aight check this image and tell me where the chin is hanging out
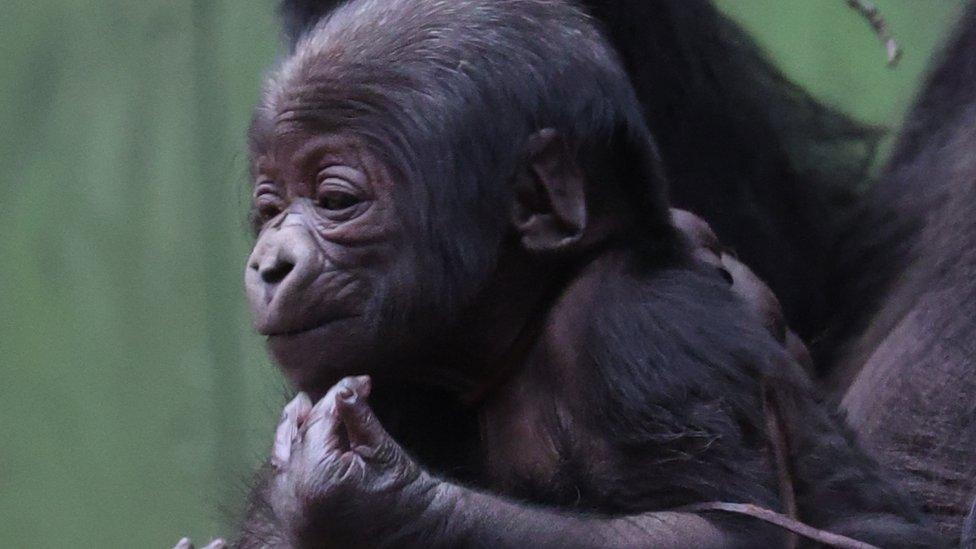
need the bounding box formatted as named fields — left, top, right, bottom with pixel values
left=265, top=319, right=381, bottom=391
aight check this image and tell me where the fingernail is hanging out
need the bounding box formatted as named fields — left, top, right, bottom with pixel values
left=354, top=375, right=372, bottom=396
left=338, top=387, right=355, bottom=403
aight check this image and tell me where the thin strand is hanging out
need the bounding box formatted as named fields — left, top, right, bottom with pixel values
left=679, top=502, right=881, bottom=549
left=845, top=0, right=903, bottom=67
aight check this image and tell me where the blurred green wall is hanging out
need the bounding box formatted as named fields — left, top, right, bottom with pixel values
left=0, top=1, right=964, bottom=547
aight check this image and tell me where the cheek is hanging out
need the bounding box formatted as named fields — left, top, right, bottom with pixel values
left=256, top=203, right=420, bottom=385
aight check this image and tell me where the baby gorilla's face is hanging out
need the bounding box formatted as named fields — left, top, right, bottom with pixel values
left=245, top=129, right=415, bottom=389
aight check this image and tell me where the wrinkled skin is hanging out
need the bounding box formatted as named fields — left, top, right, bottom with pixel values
left=265, top=376, right=439, bottom=547
left=243, top=134, right=412, bottom=390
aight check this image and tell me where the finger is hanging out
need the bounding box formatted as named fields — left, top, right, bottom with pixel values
left=335, top=376, right=394, bottom=457
left=721, top=253, right=787, bottom=343
left=201, top=539, right=227, bottom=549
left=671, top=208, right=721, bottom=254
left=273, top=393, right=313, bottom=469
left=173, top=538, right=194, bottom=549
left=692, top=247, right=725, bottom=273
left=786, top=330, right=814, bottom=373
left=304, top=381, right=350, bottom=450
left=672, top=209, right=732, bottom=282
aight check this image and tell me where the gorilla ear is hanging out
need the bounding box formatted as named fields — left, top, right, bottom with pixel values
left=511, top=129, right=588, bottom=253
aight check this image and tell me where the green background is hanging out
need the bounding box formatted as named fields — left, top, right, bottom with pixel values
left=0, top=1, right=965, bottom=547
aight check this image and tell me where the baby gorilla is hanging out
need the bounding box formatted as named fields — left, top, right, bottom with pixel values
left=211, top=0, right=946, bottom=547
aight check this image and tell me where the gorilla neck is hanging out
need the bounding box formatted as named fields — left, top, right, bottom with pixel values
left=451, top=246, right=623, bottom=405
left=471, top=250, right=629, bottom=501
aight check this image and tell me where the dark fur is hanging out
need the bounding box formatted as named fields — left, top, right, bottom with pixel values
left=268, top=0, right=976, bottom=542
left=828, top=1, right=976, bottom=384
left=965, top=497, right=976, bottom=548
left=278, top=0, right=342, bottom=47
left=581, top=268, right=926, bottom=530
left=278, top=0, right=881, bottom=354
left=581, top=0, right=880, bottom=349
left=230, top=1, right=952, bottom=546
left=827, top=2, right=976, bottom=537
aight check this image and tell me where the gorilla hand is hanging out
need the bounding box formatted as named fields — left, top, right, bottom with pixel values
left=672, top=208, right=813, bottom=373
left=269, top=376, right=439, bottom=547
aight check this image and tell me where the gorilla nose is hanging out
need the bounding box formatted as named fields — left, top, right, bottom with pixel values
left=245, top=222, right=322, bottom=334
left=256, top=255, right=295, bottom=285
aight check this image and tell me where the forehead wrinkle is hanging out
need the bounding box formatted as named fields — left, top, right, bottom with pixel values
left=274, top=130, right=371, bottom=179
left=272, top=76, right=390, bottom=127
left=271, top=94, right=348, bottom=141
left=274, top=106, right=328, bottom=128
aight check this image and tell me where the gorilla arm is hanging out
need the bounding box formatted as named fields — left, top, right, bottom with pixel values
left=232, top=376, right=728, bottom=549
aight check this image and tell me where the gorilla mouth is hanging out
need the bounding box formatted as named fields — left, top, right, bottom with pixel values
left=262, top=314, right=361, bottom=338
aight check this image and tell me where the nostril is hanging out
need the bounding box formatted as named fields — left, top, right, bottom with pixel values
left=260, top=259, right=295, bottom=285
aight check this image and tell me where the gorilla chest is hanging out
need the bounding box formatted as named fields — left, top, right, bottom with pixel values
left=476, top=381, right=594, bottom=508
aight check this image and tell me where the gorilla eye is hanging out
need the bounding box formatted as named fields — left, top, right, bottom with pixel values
left=317, top=189, right=361, bottom=211
left=254, top=183, right=285, bottom=222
